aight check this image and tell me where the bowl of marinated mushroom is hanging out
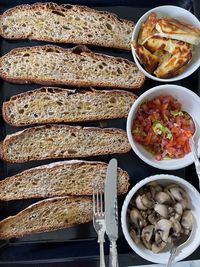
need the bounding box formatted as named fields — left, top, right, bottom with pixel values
left=121, top=174, right=200, bottom=264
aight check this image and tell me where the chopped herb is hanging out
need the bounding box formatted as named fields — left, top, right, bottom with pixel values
left=171, top=111, right=183, bottom=116
left=152, top=121, right=172, bottom=139
left=163, top=156, right=172, bottom=160
left=133, top=127, right=140, bottom=134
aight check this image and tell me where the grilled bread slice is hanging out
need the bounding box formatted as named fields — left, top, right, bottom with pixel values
left=0, top=196, right=92, bottom=239
left=0, top=2, right=134, bottom=50
left=0, top=160, right=129, bottom=201
left=3, top=87, right=137, bottom=126
left=0, top=125, right=131, bottom=163
left=0, top=45, right=145, bottom=89
left=156, top=17, right=200, bottom=45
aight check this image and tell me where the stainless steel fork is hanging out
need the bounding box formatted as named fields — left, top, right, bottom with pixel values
left=93, top=187, right=106, bottom=267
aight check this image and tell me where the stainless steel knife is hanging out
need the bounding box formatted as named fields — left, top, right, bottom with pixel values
left=105, top=158, right=118, bottom=267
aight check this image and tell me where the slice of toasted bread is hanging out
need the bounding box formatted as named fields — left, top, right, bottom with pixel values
left=0, top=196, right=92, bottom=239
left=0, top=125, right=131, bottom=163
left=156, top=17, right=200, bottom=45
left=0, top=160, right=129, bottom=200
left=0, top=45, right=145, bottom=90
left=138, top=12, right=157, bottom=44
left=3, top=87, right=137, bottom=126
left=0, top=2, right=134, bottom=50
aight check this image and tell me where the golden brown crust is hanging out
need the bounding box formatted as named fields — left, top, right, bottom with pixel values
left=0, top=45, right=145, bottom=89
left=0, top=2, right=134, bottom=50
left=0, top=141, right=4, bottom=160
left=2, top=87, right=137, bottom=126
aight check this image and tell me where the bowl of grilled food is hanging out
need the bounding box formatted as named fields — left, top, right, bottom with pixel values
left=126, top=84, right=200, bottom=170
left=131, top=5, right=200, bottom=81
left=121, top=174, right=200, bottom=264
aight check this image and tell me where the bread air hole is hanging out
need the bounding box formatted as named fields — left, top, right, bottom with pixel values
left=18, top=109, right=24, bottom=114
left=52, top=10, right=65, bottom=17
left=67, top=149, right=77, bottom=154
left=106, top=23, right=112, bottom=31
left=62, top=26, right=70, bottom=30
left=56, top=101, right=63, bottom=106
left=63, top=5, right=73, bottom=10
left=109, top=97, right=117, bottom=103
left=117, top=68, right=122, bottom=74
left=2, top=25, right=8, bottom=31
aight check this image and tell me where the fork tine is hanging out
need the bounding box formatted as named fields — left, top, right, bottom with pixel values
left=100, top=188, right=103, bottom=214
left=93, top=187, right=96, bottom=214
left=96, top=187, right=99, bottom=215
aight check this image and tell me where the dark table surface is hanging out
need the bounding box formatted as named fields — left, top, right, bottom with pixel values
left=0, top=0, right=200, bottom=266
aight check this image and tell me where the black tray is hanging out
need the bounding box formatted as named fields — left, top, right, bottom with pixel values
left=0, top=0, right=199, bottom=266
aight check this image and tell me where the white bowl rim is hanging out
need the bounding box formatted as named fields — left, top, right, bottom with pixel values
left=127, top=84, right=200, bottom=170
left=131, top=5, right=200, bottom=82
left=121, top=174, right=200, bottom=264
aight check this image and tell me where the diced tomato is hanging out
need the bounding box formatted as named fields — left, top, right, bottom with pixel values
left=132, top=95, right=194, bottom=160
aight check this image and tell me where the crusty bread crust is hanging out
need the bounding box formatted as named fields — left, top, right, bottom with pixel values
left=0, top=124, right=131, bottom=163
left=0, top=2, right=134, bottom=50
left=0, top=160, right=129, bottom=200
left=0, top=45, right=145, bottom=89
left=2, top=87, right=137, bottom=126
left=0, top=196, right=92, bottom=239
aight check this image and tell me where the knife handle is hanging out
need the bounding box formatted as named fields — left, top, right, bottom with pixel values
left=109, top=240, right=118, bottom=267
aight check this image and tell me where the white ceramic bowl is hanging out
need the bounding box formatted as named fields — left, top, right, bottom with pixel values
left=131, top=5, right=200, bottom=82
left=127, top=84, right=200, bottom=170
left=121, top=174, right=200, bottom=264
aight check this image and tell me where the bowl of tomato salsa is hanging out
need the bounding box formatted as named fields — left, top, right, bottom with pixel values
left=127, top=84, right=200, bottom=170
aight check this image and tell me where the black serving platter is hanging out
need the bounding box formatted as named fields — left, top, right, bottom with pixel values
left=0, top=0, right=199, bottom=266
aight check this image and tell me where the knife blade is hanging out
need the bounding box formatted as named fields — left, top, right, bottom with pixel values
left=105, top=158, right=118, bottom=267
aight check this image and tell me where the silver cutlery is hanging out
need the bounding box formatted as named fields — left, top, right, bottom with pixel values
left=166, top=217, right=196, bottom=267
left=189, top=117, right=200, bottom=188
left=105, top=158, right=119, bottom=267
left=93, top=187, right=106, bottom=267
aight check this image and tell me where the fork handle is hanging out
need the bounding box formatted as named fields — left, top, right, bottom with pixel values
left=166, top=246, right=177, bottom=267
left=99, top=240, right=105, bottom=267
left=109, top=240, right=119, bottom=267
